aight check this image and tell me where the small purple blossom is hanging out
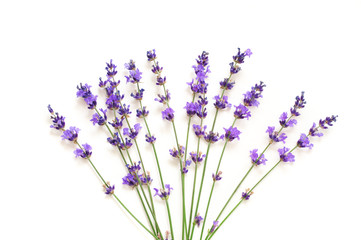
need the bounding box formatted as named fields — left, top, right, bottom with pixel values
left=125, top=68, right=142, bottom=83
left=156, top=76, right=166, bottom=85
left=233, top=48, right=252, bottom=64
left=162, top=107, right=175, bottom=121
left=182, top=160, right=192, bottom=174
left=197, top=96, right=208, bottom=106
left=193, top=124, right=207, bottom=137
left=109, top=117, right=124, bottom=129
left=297, top=134, right=313, bottom=149
left=76, top=83, right=92, bottom=98
left=250, top=149, right=267, bottom=166
left=229, top=62, right=240, bottom=74
left=61, top=126, right=80, bottom=141
left=107, top=132, right=121, bottom=146
left=119, top=138, right=132, bottom=150
left=145, top=134, right=156, bottom=144
left=214, top=95, right=232, bottom=110
left=194, top=214, right=203, bottom=227
left=169, top=146, right=185, bottom=158
left=122, top=173, right=138, bottom=187
left=105, top=59, right=117, bottom=80
left=147, top=49, right=157, bottom=61
left=74, top=143, right=92, bottom=159
left=290, top=92, right=306, bottom=116
left=155, top=90, right=171, bottom=104
left=212, top=171, right=222, bottom=181
left=219, top=78, right=235, bottom=90
left=124, top=59, right=136, bottom=70
left=154, top=184, right=173, bottom=200
left=118, top=104, right=132, bottom=117
left=49, top=106, right=66, bottom=130
left=278, top=147, right=295, bottom=163
left=279, top=112, right=297, bottom=128
left=151, top=62, right=163, bottom=74
left=319, top=115, right=338, bottom=129
left=220, top=126, right=241, bottom=142
left=210, top=221, right=219, bottom=233
left=98, top=77, right=107, bottom=88
left=127, top=161, right=141, bottom=173
left=266, top=126, right=287, bottom=143
left=123, top=123, right=142, bottom=139
left=243, top=81, right=265, bottom=107
left=130, top=88, right=144, bottom=100
left=184, top=102, right=200, bottom=117
left=189, top=152, right=206, bottom=164
left=204, top=131, right=219, bottom=143
left=234, top=103, right=251, bottom=119
left=242, top=189, right=253, bottom=200
left=136, top=106, right=149, bottom=118
left=106, top=94, right=120, bottom=110
left=104, top=184, right=115, bottom=195
left=90, top=108, right=107, bottom=126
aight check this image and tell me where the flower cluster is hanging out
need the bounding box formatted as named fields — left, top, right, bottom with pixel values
left=48, top=48, right=337, bottom=240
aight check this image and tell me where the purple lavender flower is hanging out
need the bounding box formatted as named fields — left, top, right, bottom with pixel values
left=169, top=146, right=185, bottom=158
left=119, top=138, right=132, bottom=150
left=162, top=107, right=175, bottom=121
left=234, top=103, right=251, bottom=119
left=105, top=59, right=117, bottom=80
left=151, top=62, right=163, bottom=74
left=266, top=126, right=287, bottom=143
left=290, top=92, right=306, bottom=116
left=107, top=132, right=121, bottom=146
left=61, top=126, right=80, bottom=141
left=147, top=49, right=157, bottom=61
left=214, top=95, right=231, bottom=110
left=99, top=77, right=108, bottom=88
left=210, top=221, right=219, bottom=233
left=125, top=68, right=142, bottom=83
left=198, top=96, right=208, bottom=106
left=193, top=124, right=207, bottom=138
left=233, top=48, right=252, bottom=64
left=76, top=83, right=92, bottom=98
left=279, top=112, right=297, bottom=128
left=130, top=88, right=144, bottom=100
left=118, top=104, right=132, bottom=117
left=243, top=81, right=266, bottom=107
left=196, top=51, right=209, bottom=67
left=219, top=78, right=235, bottom=90
left=105, top=86, right=115, bottom=97
left=145, top=134, right=156, bottom=144
left=84, top=94, right=97, bottom=109
left=104, top=184, right=115, bottom=195
left=109, top=117, right=124, bottom=129
left=319, top=115, right=338, bottom=129
left=189, top=152, right=206, bottom=164
left=106, top=94, right=120, bottom=110
left=122, top=173, right=138, bottom=187
left=136, top=106, right=149, bottom=118
left=48, top=106, right=66, bottom=130
left=229, top=62, right=241, bottom=74
left=182, top=160, right=192, bottom=174
left=220, top=126, right=241, bottom=142
left=155, top=90, right=171, bottom=104
left=278, top=147, right=295, bottom=162
left=250, top=149, right=267, bottom=165
left=184, top=102, right=200, bottom=117
left=297, top=134, right=313, bottom=149
left=241, top=189, right=253, bottom=200
left=90, top=108, right=107, bottom=126
left=194, top=214, right=203, bottom=227
left=74, top=143, right=92, bottom=159
left=156, top=76, right=167, bottom=85
left=123, top=123, right=142, bottom=139
left=204, top=131, right=219, bottom=143
left=154, top=184, right=173, bottom=200
left=212, top=171, right=222, bottom=181
left=124, top=59, right=136, bottom=70
left=127, top=161, right=141, bottom=173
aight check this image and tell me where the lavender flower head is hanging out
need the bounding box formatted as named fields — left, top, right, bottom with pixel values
left=279, top=112, right=297, bottom=128
left=109, top=117, right=124, bottom=130
left=154, top=184, right=173, bottom=200
left=90, top=108, right=107, bottom=126
left=162, top=107, right=175, bottom=121
left=76, top=83, right=98, bottom=109
left=123, top=123, right=142, bottom=139
left=233, top=48, right=252, bottom=64
left=147, top=49, right=157, bottom=61
left=119, top=138, right=133, bottom=150
left=193, top=124, right=207, bottom=138
left=210, top=221, right=219, bottom=233
left=220, top=126, right=241, bottom=142
left=124, top=59, right=136, bottom=70
left=204, top=131, right=219, bottom=143
left=118, top=104, right=132, bottom=117
left=136, top=106, right=149, bottom=118
left=290, top=92, right=306, bottom=116
left=61, top=126, right=80, bottom=141
left=122, top=173, right=138, bottom=187
left=194, top=214, right=203, bottom=227
left=74, top=143, right=92, bottom=159
left=250, top=149, right=267, bottom=166
left=233, top=103, right=251, bottom=120
left=297, top=134, right=313, bottom=149
left=104, top=183, right=115, bottom=195
left=125, top=68, right=142, bottom=84
left=266, top=126, right=287, bottom=144
left=243, top=81, right=266, bottom=107
left=184, top=102, right=200, bottom=117
left=214, top=95, right=232, bottom=110
left=145, top=134, right=156, bottom=144
left=278, top=147, right=295, bottom=163
left=107, top=132, right=121, bottom=146
left=169, top=145, right=185, bottom=158
left=48, top=105, right=65, bottom=130
left=212, top=171, right=222, bottom=181
left=242, top=188, right=253, bottom=200
left=189, top=152, right=206, bottom=164
left=105, top=59, right=117, bottom=80
left=309, top=115, right=338, bottom=137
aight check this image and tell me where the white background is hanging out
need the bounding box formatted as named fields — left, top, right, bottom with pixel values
left=1, top=0, right=360, bottom=239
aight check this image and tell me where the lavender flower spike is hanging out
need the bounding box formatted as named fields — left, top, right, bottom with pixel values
left=74, top=143, right=92, bottom=159
left=104, top=183, right=115, bottom=195
left=297, top=134, right=313, bottom=149
left=162, top=107, right=175, bottom=121
left=209, top=221, right=219, bottom=233
left=220, top=126, right=241, bottom=142
left=194, top=214, right=203, bottom=227
left=241, top=188, right=253, bottom=200
left=250, top=149, right=267, bottom=166
left=154, top=184, right=173, bottom=200
left=278, top=147, right=295, bottom=162
left=266, top=126, right=287, bottom=143
left=61, top=126, right=80, bottom=142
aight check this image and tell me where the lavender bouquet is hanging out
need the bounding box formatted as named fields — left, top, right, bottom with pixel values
left=48, top=48, right=337, bottom=240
